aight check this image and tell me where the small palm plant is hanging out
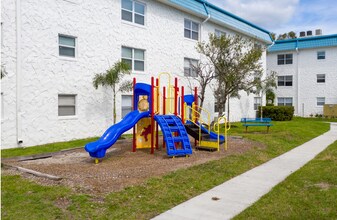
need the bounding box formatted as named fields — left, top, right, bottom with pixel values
left=93, top=61, right=133, bottom=124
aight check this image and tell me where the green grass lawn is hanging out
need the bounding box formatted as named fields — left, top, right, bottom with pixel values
left=1, top=137, right=99, bottom=159
left=1, top=117, right=333, bottom=219
left=1, top=134, right=134, bottom=159
left=235, top=140, right=337, bottom=220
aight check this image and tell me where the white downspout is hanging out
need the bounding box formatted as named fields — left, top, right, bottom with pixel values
left=296, top=46, right=300, bottom=116
left=200, top=2, right=211, bottom=42
left=16, top=0, right=22, bottom=146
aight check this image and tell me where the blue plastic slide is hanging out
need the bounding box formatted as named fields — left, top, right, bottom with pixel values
left=199, top=122, right=225, bottom=143
left=85, top=110, right=150, bottom=158
left=186, top=120, right=225, bottom=143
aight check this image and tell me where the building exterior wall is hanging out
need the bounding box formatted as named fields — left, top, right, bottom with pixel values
left=267, top=46, right=337, bottom=116
left=1, top=0, right=267, bottom=149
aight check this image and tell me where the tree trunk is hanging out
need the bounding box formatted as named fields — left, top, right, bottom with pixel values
left=227, top=95, right=230, bottom=121
left=199, top=87, right=206, bottom=111
left=260, top=92, right=263, bottom=119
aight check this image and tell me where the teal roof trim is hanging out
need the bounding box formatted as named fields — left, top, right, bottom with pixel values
left=168, top=0, right=272, bottom=43
left=268, top=34, right=337, bottom=52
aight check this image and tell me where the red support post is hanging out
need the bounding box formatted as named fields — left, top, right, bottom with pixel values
left=181, top=86, right=185, bottom=124
left=132, top=78, right=136, bottom=152
left=156, top=78, right=159, bottom=114
left=155, top=78, right=159, bottom=149
left=163, top=87, right=166, bottom=115
left=174, top=78, right=178, bottom=116
left=151, top=77, right=155, bottom=154
left=194, top=87, right=198, bottom=123
left=194, top=86, right=198, bottom=147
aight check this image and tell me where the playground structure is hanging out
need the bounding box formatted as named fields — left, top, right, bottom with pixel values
left=85, top=73, right=230, bottom=163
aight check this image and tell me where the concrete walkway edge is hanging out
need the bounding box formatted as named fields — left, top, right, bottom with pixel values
left=152, top=123, right=337, bottom=220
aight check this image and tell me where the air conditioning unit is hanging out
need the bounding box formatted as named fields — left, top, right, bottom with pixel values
left=315, top=29, right=322, bottom=36
left=299, top=31, right=306, bottom=37
left=307, top=30, right=313, bottom=36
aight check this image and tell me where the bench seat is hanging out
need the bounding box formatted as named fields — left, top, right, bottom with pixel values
left=241, top=118, right=273, bottom=132
left=244, top=123, right=272, bottom=127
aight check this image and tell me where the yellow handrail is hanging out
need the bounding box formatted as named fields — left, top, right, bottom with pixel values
left=158, top=72, right=175, bottom=114
left=213, top=116, right=230, bottom=151
left=184, top=102, right=213, bottom=146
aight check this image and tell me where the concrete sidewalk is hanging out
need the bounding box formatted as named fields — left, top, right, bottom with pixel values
left=152, top=123, right=337, bottom=220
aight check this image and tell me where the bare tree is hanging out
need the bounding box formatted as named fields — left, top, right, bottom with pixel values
left=197, top=33, right=264, bottom=117
left=254, top=71, right=277, bottom=118
left=185, top=61, right=215, bottom=109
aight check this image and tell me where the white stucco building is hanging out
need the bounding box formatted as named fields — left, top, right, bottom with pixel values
left=1, top=0, right=272, bottom=149
left=267, top=34, right=337, bottom=116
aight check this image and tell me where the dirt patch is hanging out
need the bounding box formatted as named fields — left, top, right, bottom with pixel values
left=3, top=137, right=263, bottom=195
left=313, top=182, right=335, bottom=190
left=54, top=197, right=72, bottom=209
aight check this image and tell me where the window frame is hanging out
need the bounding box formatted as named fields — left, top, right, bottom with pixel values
left=58, top=34, right=76, bottom=58
left=215, top=29, right=226, bottom=37
left=317, top=51, right=325, bottom=60
left=316, top=97, right=325, bottom=106
left=317, top=74, right=326, bottom=83
left=254, top=97, right=262, bottom=111
left=277, top=97, right=293, bottom=106
left=58, top=94, right=77, bottom=117
left=214, top=100, right=219, bottom=113
left=277, top=53, right=293, bottom=65
left=278, top=75, right=293, bottom=86
left=121, top=95, right=133, bottom=118
left=121, top=0, right=146, bottom=26
left=184, top=57, right=198, bottom=77
left=184, top=18, right=199, bottom=41
left=121, top=46, right=145, bottom=72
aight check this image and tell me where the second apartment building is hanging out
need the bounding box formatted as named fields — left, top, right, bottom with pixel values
left=267, top=34, right=337, bottom=116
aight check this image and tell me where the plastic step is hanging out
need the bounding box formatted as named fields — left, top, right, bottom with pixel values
left=154, top=115, right=192, bottom=157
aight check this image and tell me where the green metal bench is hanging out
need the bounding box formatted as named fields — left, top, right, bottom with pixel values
left=241, top=118, right=273, bottom=132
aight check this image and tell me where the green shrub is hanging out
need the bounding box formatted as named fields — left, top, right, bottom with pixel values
left=258, top=106, right=294, bottom=121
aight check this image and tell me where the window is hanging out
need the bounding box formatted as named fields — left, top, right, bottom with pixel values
left=184, top=58, right=198, bottom=77
left=59, top=35, right=76, bottom=57
left=278, top=75, right=293, bottom=86
left=317, top=51, right=325, bottom=60
left=121, top=0, right=145, bottom=25
left=215, top=29, right=225, bottom=37
left=122, top=95, right=133, bottom=118
left=317, top=74, right=325, bottom=83
left=277, top=54, right=293, bottom=65
left=58, top=95, right=76, bottom=116
left=317, top=97, right=325, bottom=106
left=277, top=97, right=293, bottom=106
left=184, top=19, right=199, bottom=40
left=254, top=43, right=262, bottom=50
left=254, top=97, right=262, bottom=110
left=122, top=46, right=145, bottom=71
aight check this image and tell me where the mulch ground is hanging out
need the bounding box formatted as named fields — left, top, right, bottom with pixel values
left=2, top=136, right=263, bottom=196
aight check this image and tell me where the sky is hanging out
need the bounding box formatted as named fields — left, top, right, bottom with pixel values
left=208, top=0, right=337, bottom=36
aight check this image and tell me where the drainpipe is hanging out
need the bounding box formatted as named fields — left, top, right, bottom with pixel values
left=295, top=39, right=300, bottom=116
left=16, top=0, right=22, bottom=146
left=267, top=40, right=275, bottom=50
left=200, top=1, right=211, bottom=42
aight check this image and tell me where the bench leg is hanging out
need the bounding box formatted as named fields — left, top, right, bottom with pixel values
left=267, top=126, right=269, bottom=133
left=245, top=126, right=248, bottom=132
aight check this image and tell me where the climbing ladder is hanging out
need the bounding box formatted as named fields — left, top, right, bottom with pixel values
left=154, top=115, right=192, bottom=157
